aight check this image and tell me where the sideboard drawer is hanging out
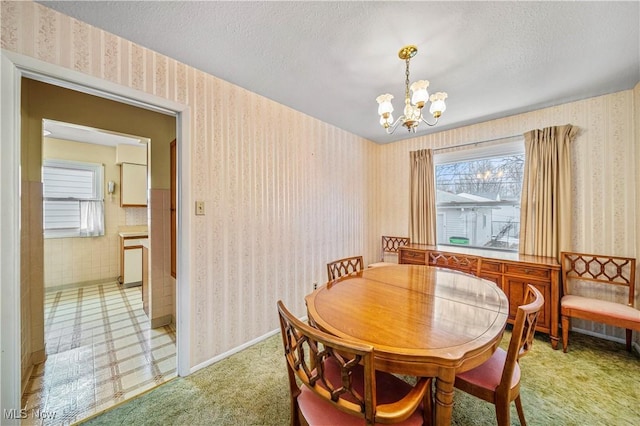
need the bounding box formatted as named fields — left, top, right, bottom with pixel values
left=504, top=264, right=550, bottom=279
left=399, top=249, right=426, bottom=265
left=480, top=260, right=502, bottom=274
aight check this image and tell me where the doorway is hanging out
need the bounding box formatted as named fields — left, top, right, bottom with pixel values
left=0, top=53, right=190, bottom=421
left=22, top=119, right=177, bottom=422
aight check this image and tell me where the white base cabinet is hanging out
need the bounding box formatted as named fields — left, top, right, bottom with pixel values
left=120, top=235, right=147, bottom=287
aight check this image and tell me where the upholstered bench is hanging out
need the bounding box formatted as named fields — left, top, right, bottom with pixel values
left=368, top=236, right=409, bottom=268
left=560, top=252, right=638, bottom=352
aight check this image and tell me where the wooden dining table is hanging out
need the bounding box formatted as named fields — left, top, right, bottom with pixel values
left=305, top=264, right=509, bottom=426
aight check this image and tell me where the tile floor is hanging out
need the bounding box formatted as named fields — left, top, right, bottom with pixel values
left=21, top=281, right=176, bottom=425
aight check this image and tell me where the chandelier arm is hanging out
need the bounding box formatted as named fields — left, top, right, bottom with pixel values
left=419, top=115, right=439, bottom=127
left=385, top=115, right=406, bottom=134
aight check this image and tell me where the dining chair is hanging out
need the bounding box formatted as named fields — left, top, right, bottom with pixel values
left=368, top=236, right=410, bottom=268
left=454, top=285, right=544, bottom=426
left=277, top=300, right=432, bottom=426
left=327, top=255, right=364, bottom=281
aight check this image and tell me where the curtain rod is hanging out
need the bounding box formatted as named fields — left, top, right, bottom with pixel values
left=432, top=134, right=522, bottom=153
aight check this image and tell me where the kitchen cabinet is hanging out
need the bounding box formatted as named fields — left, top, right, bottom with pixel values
left=119, top=232, right=148, bottom=288
left=120, top=162, right=147, bottom=207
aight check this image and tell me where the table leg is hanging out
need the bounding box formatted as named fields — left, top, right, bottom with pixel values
left=434, top=369, right=455, bottom=425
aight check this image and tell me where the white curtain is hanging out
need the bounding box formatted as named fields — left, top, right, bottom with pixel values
left=80, top=200, right=105, bottom=237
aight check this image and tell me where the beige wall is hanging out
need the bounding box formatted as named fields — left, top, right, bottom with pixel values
left=20, top=181, right=44, bottom=392
left=2, top=1, right=638, bottom=375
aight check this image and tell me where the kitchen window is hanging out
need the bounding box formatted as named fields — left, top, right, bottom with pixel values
left=43, top=159, right=105, bottom=238
left=434, top=140, right=525, bottom=251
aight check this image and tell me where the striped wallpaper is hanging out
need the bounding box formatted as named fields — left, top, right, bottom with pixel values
left=2, top=1, right=638, bottom=375
left=2, top=1, right=377, bottom=368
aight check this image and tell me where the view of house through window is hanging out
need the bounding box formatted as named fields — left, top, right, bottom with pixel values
left=435, top=141, right=525, bottom=251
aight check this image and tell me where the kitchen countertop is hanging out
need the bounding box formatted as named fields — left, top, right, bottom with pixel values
left=118, top=225, right=148, bottom=238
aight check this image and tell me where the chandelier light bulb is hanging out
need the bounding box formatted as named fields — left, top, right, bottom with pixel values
left=429, top=92, right=448, bottom=118
left=410, top=80, right=430, bottom=108
left=376, top=94, right=394, bottom=116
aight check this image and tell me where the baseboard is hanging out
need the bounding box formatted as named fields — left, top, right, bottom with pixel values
left=21, top=360, right=34, bottom=397
left=151, top=314, right=172, bottom=329
left=570, top=326, right=640, bottom=356
left=189, top=327, right=283, bottom=374
left=45, top=277, right=119, bottom=293
left=21, top=349, right=46, bottom=396
left=31, top=348, right=46, bottom=364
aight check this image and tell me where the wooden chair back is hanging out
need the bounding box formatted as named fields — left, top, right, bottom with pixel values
left=380, top=236, right=410, bottom=262
left=327, top=256, right=364, bottom=281
left=501, top=285, right=544, bottom=391
left=428, top=251, right=481, bottom=276
left=277, top=301, right=430, bottom=426
left=561, top=252, right=636, bottom=305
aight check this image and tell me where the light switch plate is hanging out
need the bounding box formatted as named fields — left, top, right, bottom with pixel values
left=195, top=201, right=205, bottom=215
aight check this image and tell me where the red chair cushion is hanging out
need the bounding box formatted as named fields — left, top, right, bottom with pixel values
left=455, top=348, right=520, bottom=391
left=297, top=358, right=425, bottom=425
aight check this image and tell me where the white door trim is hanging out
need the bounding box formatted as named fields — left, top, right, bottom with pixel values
left=0, top=49, right=192, bottom=417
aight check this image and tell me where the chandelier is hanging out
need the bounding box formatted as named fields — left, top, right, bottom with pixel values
left=376, top=45, right=448, bottom=134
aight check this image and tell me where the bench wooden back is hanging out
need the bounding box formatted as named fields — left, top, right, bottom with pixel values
left=560, top=252, right=636, bottom=306
left=380, top=236, right=410, bottom=261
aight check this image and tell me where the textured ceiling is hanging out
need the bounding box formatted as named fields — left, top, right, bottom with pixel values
left=37, top=1, right=640, bottom=144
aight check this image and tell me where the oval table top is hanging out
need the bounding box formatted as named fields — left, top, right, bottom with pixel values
left=305, top=264, right=509, bottom=376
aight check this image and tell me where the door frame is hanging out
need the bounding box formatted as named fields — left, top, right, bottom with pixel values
left=0, top=50, right=192, bottom=416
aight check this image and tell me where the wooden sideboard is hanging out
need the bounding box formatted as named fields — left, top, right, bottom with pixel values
left=399, top=243, right=561, bottom=349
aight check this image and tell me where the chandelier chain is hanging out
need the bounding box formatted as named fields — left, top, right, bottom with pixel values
left=404, top=59, right=411, bottom=101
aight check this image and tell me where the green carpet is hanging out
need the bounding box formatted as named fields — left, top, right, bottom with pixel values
left=81, top=331, right=639, bottom=425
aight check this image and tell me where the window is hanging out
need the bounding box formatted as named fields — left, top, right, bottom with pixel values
left=43, top=159, right=105, bottom=238
left=434, top=140, right=525, bottom=251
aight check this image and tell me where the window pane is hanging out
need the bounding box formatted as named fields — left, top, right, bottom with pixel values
left=44, top=200, right=80, bottom=230
left=43, top=166, right=95, bottom=199
left=435, top=153, right=524, bottom=251
left=42, top=160, right=104, bottom=238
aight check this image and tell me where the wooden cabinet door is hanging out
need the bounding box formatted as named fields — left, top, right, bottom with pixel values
left=504, top=277, right=551, bottom=332
left=121, top=163, right=147, bottom=206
